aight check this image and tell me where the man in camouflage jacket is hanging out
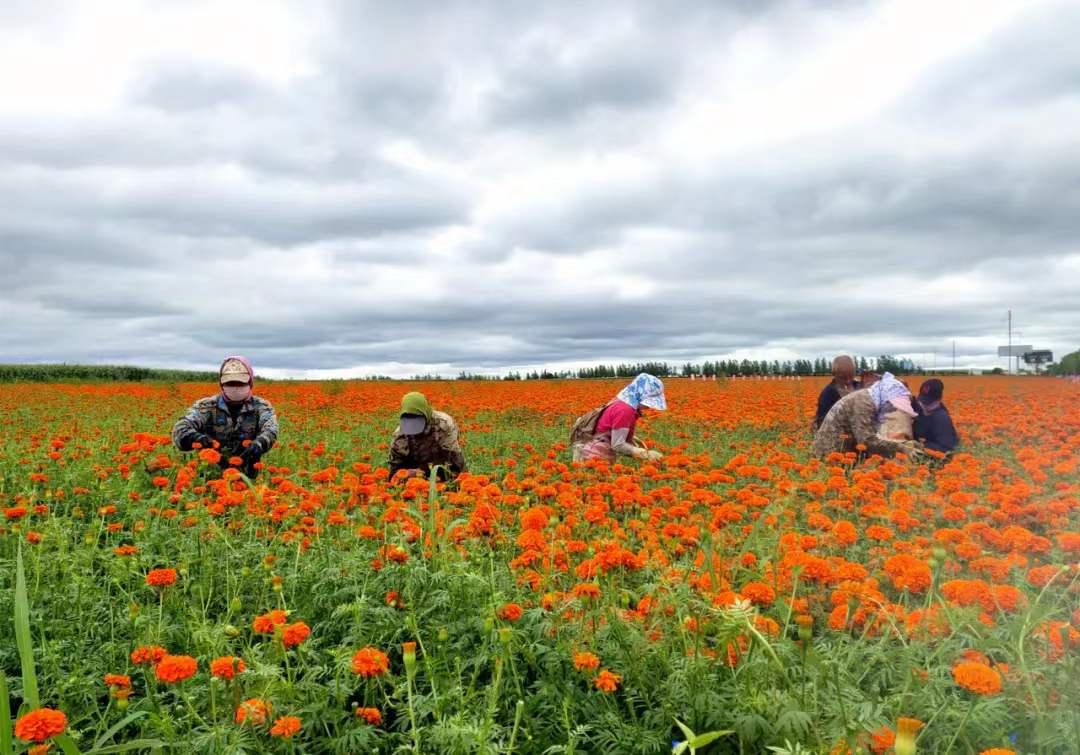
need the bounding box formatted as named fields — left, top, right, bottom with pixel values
left=811, top=388, right=917, bottom=460
left=172, top=356, right=278, bottom=478
left=388, top=391, right=467, bottom=481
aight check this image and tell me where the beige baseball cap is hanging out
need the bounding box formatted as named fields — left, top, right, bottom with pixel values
left=220, top=358, right=251, bottom=383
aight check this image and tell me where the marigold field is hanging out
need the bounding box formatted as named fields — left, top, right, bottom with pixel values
left=1, top=377, right=1079, bottom=754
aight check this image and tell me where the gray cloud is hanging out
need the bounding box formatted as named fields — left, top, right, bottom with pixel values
left=131, top=60, right=274, bottom=112
left=1, top=0, right=1078, bottom=376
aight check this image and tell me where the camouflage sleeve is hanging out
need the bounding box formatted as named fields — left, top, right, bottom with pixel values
left=439, top=416, right=468, bottom=473
left=387, top=432, right=410, bottom=475
left=254, top=399, right=279, bottom=453
left=172, top=400, right=211, bottom=451
left=849, top=397, right=905, bottom=457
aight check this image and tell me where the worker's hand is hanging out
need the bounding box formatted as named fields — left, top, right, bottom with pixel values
left=240, top=443, right=263, bottom=467
left=644, top=449, right=664, bottom=463
left=899, top=441, right=928, bottom=463
left=190, top=433, right=215, bottom=451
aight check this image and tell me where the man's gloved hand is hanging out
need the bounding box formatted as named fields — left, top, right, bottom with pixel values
left=240, top=440, right=264, bottom=467
left=899, top=441, right=928, bottom=463
left=187, top=433, right=215, bottom=451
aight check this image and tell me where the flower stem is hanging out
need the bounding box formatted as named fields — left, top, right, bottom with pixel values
left=942, top=699, right=976, bottom=753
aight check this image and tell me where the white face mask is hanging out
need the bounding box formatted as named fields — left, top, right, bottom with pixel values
left=221, top=383, right=252, bottom=403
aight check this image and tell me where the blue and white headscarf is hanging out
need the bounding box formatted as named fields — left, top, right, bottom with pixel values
left=868, top=372, right=912, bottom=422
left=617, top=373, right=667, bottom=411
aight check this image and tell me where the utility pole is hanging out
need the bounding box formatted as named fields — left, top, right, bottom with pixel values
left=952, top=340, right=956, bottom=369
left=1007, top=310, right=1012, bottom=375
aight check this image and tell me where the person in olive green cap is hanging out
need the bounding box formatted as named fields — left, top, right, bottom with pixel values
left=387, top=392, right=467, bottom=481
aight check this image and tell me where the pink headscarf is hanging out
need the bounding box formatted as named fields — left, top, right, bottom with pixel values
left=220, top=355, right=255, bottom=403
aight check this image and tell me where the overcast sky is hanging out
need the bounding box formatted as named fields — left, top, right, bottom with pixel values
left=2, top=0, right=1078, bottom=377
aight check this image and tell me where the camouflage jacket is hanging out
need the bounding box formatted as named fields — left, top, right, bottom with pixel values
left=171, top=395, right=279, bottom=457
left=811, top=389, right=906, bottom=459
left=387, top=410, right=467, bottom=479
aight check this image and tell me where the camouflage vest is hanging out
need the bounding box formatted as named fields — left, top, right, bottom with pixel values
left=206, top=398, right=262, bottom=454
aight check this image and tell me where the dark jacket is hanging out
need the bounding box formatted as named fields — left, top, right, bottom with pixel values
left=172, top=395, right=278, bottom=477
left=813, top=380, right=860, bottom=430
left=914, top=403, right=958, bottom=454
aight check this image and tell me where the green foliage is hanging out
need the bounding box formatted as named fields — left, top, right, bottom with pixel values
left=0, top=380, right=1075, bottom=754
left=1050, top=349, right=1080, bottom=375
left=0, top=364, right=219, bottom=383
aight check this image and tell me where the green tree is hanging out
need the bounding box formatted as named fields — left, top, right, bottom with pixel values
left=1052, top=350, right=1080, bottom=375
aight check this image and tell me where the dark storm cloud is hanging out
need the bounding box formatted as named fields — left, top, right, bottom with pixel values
left=1, top=0, right=1078, bottom=375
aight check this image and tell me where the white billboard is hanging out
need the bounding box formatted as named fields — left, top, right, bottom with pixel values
left=998, top=345, right=1033, bottom=357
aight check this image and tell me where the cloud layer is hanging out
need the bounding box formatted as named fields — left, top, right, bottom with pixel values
left=3, top=0, right=1078, bottom=376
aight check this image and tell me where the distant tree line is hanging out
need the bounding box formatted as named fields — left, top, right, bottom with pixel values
left=446, top=355, right=922, bottom=381
left=1051, top=350, right=1080, bottom=375
left=1, top=354, right=929, bottom=384
left=0, top=364, right=220, bottom=383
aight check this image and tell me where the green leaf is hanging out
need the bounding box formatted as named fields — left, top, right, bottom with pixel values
left=0, top=670, right=13, bottom=755
left=93, top=712, right=149, bottom=750
left=674, top=719, right=694, bottom=743
left=14, top=543, right=40, bottom=709
left=85, top=739, right=167, bottom=754
left=672, top=742, right=689, bottom=755
left=690, top=730, right=734, bottom=749
left=55, top=734, right=82, bottom=755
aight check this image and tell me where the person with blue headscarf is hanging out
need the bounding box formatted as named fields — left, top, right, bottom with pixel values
left=570, top=373, right=667, bottom=463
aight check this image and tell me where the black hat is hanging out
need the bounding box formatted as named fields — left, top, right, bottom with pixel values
left=918, top=379, right=944, bottom=403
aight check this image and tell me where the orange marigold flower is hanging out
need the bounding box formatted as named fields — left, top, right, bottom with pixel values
left=198, top=448, right=222, bottom=465
left=130, top=645, right=167, bottom=666
left=1055, top=532, right=1080, bottom=553
left=28, top=744, right=51, bottom=755
left=252, top=609, right=289, bottom=634
left=351, top=647, right=390, bottom=677
left=210, top=656, right=246, bottom=680
left=282, top=621, right=311, bottom=648
left=574, top=651, right=600, bottom=672
left=740, top=581, right=775, bottom=607
left=113, top=545, right=138, bottom=557
left=869, top=726, right=894, bottom=754
left=572, top=582, right=601, bottom=600
left=154, top=654, right=198, bottom=684
left=270, top=715, right=301, bottom=738
left=594, top=668, right=621, bottom=693
left=832, top=520, right=858, bottom=546
left=979, top=749, right=1016, bottom=755
left=1026, top=564, right=1061, bottom=588
left=145, top=568, right=177, bottom=588
left=103, top=674, right=131, bottom=689
left=498, top=603, right=524, bottom=622
left=356, top=707, right=382, bottom=726
left=865, top=525, right=894, bottom=542
left=953, top=661, right=1002, bottom=695
left=14, top=708, right=68, bottom=742
left=235, top=698, right=271, bottom=726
